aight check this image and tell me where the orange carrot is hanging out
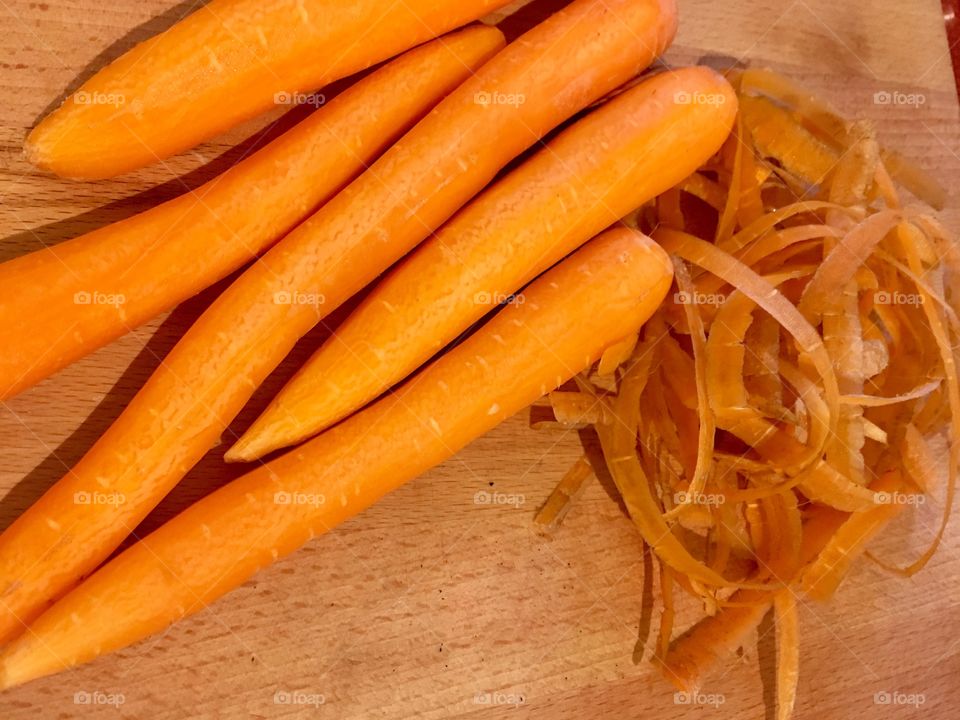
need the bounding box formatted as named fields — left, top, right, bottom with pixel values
left=230, top=66, right=737, bottom=461
left=0, top=0, right=677, bottom=648
left=25, top=0, right=516, bottom=179
left=0, top=28, right=505, bottom=401
left=0, top=227, right=673, bottom=689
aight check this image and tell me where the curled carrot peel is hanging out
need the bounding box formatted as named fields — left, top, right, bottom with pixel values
left=0, top=227, right=673, bottom=689
left=24, top=0, right=517, bottom=179
left=230, top=66, right=737, bottom=461
left=0, top=0, right=678, bottom=650
left=0, top=27, right=506, bottom=401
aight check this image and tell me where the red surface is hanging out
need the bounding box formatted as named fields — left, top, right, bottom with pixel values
left=944, top=0, right=960, bottom=97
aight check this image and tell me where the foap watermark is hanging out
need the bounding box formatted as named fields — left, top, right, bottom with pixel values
left=274, top=491, right=326, bottom=507
left=674, top=90, right=728, bottom=106
left=74, top=690, right=126, bottom=707
left=74, top=90, right=125, bottom=107
left=273, top=91, right=326, bottom=107
left=274, top=690, right=326, bottom=708
left=673, top=290, right=727, bottom=307
left=873, top=90, right=926, bottom=108
left=474, top=291, right=525, bottom=306
left=273, top=290, right=326, bottom=307
left=874, top=491, right=925, bottom=506
left=674, top=691, right=726, bottom=708
left=875, top=290, right=924, bottom=306
left=874, top=691, right=926, bottom=708
left=674, top=491, right=726, bottom=507
left=74, top=491, right=126, bottom=507
left=74, top=290, right=126, bottom=307
left=474, top=691, right=525, bottom=707
left=474, top=90, right=526, bottom=108
left=474, top=490, right=525, bottom=508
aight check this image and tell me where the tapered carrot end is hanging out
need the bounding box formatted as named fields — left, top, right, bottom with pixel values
left=23, top=120, right=93, bottom=181
left=0, top=663, right=24, bottom=692
left=22, top=130, right=42, bottom=169
left=224, top=424, right=280, bottom=463
left=23, top=104, right=126, bottom=180
left=22, top=122, right=63, bottom=177
left=0, top=652, right=31, bottom=692
left=227, top=402, right=320, bottom=462
left=0, top=633, right=75, bottom=692
left=223, top=436, right=263, bottom=464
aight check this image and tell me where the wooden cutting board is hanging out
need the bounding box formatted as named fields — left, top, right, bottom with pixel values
left=1, top=1, right=959, bottom=718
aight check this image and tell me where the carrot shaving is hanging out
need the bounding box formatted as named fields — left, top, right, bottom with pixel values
left=657, top=561, right=675, bottom=661
left=774, top=590, right=800, bottom=720
left=598, top=333, right=639, bottom=376
left=664, top=258, right=715, bottom=519
left=546, top=391, right=612, bottom=427
left=534, top=69, right=955, bottom=720
left=534, top=456, right=594, bottom=531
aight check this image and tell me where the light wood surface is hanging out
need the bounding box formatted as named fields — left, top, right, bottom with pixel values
left=1, top=1, right=959, bottom=718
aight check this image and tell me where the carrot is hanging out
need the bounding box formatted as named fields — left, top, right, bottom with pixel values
left=0, top=28, right=506, bottom=401
left=0, top=0, right=677, bottom=648
left=25, top=0, right=516, bottom=179
left=229, top=66, right=737, bottom=461
left=0, top=227, right=673, bottom=688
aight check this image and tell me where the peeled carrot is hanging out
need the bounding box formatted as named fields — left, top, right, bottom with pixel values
left=0, top=227, right=673, bottom=688
left=0, top=28, right=506, bottom=401
left=230, top=66, right=737, bottom=461
left=25, top=0, right=516, bottom=178
left=0, top=0, right=677, bottom=649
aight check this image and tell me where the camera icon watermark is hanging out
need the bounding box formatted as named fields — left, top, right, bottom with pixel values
left=674, top=491, right=726, bottom=507
left=474, top=690, right=525, bottom=707
left=874, top=290, right=924, bottom=306
left=273, top=91, right=326, bottom=108
left=873, top=491, right=925, bottom=506
left=674, top=691, right=725, bottom=707
left=73, top=290, right=126, bottom=307
left=274, top=491, right=326, bottom=507
left=473, top=490, right=525, bottom=508
left=74, top=90, right=125, bottom=107
left=474, top=90, right=526, bottom=108
left=274, top=689, right=326, bottom=707
left=473, top=290, right=525, bottom=306
left=73, top=490, right=126, bottom=507
left=74, top=690, right=126, bottom=707
left=874, top=690, right=925, bottom=707
left=873, top=90, right=926, bottom=108
left=673, top=91, right=728, bottom=106
left=673, top=290, right=727, bottom=307
left=273, top=290, right=326, bottom=307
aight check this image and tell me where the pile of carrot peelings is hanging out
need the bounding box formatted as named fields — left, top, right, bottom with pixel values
left=532, top=69, right=956, bottom=719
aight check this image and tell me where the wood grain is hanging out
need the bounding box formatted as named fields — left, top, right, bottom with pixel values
left=1, top=1, right=959, bottom=718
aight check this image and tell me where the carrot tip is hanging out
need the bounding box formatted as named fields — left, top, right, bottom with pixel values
left=222, top=446, right=253, bottom=464
left=0, top=662, right=17, bottom=692
left=22, top=133, right=43, bottom=170
left=228, top=417, right=301, bottom=462
left=223, top=435, right=267, bottom=463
